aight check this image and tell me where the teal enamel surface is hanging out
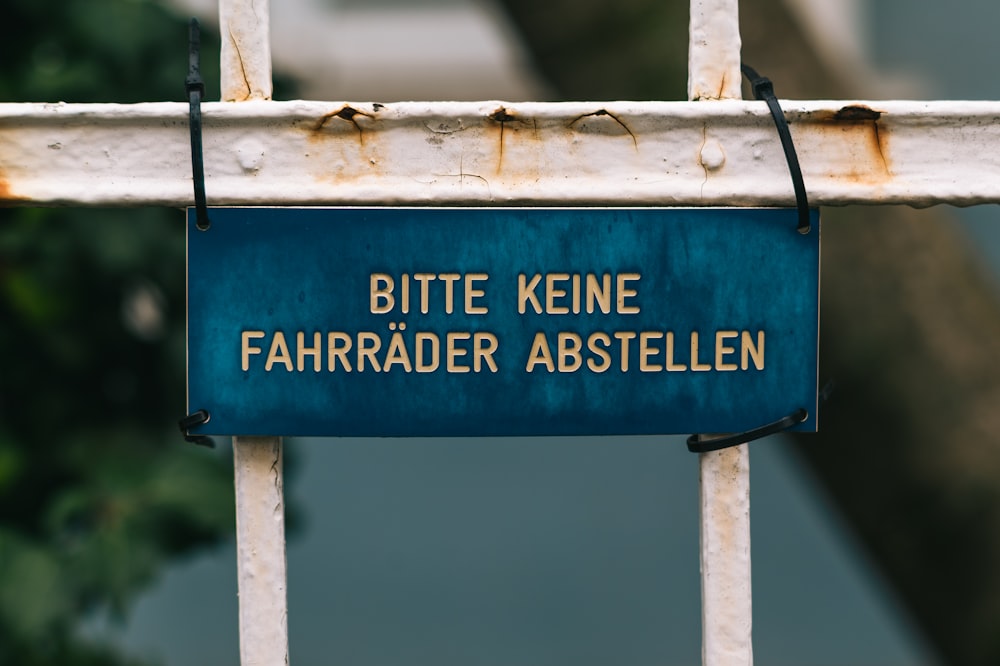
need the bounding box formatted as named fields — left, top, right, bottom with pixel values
left=187, top=207, right=819, bottom=436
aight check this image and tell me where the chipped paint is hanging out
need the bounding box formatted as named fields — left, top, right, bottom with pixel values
left=834, top=104, right=883, bottom=121
left=488, top=106, right=516, bottom=171
left=312, top=105, right=375, bottom=143
left=569, top=110, right=638, bottom=150
left=488, top=106, right=516, bottom=124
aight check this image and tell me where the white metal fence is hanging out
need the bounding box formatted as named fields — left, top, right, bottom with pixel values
left=2, top=0, right=996, bottom=664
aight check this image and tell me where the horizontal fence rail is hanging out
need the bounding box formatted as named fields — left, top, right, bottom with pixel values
left=2, top=100, right=1000, bottom=207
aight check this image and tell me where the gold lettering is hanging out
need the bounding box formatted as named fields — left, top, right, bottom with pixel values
left=518, top=273, right=543, bottom=314
left=557, top=332, right=583, bottom=372
left=586, top=274, right=612, bottom=314
left=447, top=331, right=471, bottom=373
left=415, top=332, right=440, bottom=372
left=572, top=274, right=581, bottom=314
left=586, top=332, right=612, bottom=373
left=465, top=273, right=489, bottom=315
left=357, top=332, right=382, bottom=372
left=616, top=273, right=641, bottom=314
left=297, top=331, right=322, bottom=372
left=370, top=274, right=394, bottom=314
left=328, top=332, right=353, bottom=371
left=546, top=273, right=570, bottom=314
left=742, top=330, right=765, bottom=370
left=525, top=332, right=555, bottom=372
left=614, top=331, right=636, bottom=371
left=413, top=273, right=436, bottom=314
left=265, top=331, right=294, bottom=372
left=715, top=330, right=739, bottom=371
left=241, top=330, right=265, bottom=371
left=473, top=332, right=499, bottom=372
left=665, top=331, right=687, bottom=371
left=401, top=273, right=410, bottom=315
left=439, top=273, right=460, bottom=314
left=639, top=331, right=663, bottom=372
left=690, top=332, right=712, bottom=371
left=383, top=332, right=413, bottom=372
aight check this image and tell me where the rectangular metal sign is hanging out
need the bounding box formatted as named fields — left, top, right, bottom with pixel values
left=186, top=207, right=819, bottom=437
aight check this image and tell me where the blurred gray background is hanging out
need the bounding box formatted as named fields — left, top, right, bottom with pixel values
left=87, top=0, right=1000, bottom=663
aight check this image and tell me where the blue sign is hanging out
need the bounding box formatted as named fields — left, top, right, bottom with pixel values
left=187, top=207, right=819, bottom=437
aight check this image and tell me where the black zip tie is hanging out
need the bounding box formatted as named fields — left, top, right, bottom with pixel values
left=687, top=408, right=808, bottom=453
left=187, top=18, right=210, bottom=231
left=741, top=64, right=811, bottom=235
left=179, top=409, right=215, bottom=448
left=181, top=20, right=213, bottom=448
left=687, top=66, right=820, bottom=453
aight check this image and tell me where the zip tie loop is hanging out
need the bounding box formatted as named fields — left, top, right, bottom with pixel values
left=742, top=64, right=811, bottom=234
left=179, top=409, right=215, bottom=448
left=687, top=408, right=808, bottom=453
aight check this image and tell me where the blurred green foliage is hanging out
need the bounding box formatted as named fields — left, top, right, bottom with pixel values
left=0, top=1, right=237, bottom=663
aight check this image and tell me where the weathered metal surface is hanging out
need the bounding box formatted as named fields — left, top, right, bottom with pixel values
left=690, top=3, right=752, bottom=664
left=2, top=100, right=1000, bottom=207
left=220, top=0, right=272, bottom=101
left=689, top=0, right=742, bottom=101
left=219, top=3, right=287, bottom=665
left=699, top=443, right=753, bottom=666
left=186, top=206, right=820, bottom=438
left=233, top=436, right=288, bottom=666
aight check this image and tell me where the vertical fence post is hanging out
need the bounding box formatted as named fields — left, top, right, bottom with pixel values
left=233, top=436, right=289, bottom=666
left=220, top=0, right=273, bottom=102
left=688, top=2, right=753, bottom=665
left=219, top=2, right=289, bottom=665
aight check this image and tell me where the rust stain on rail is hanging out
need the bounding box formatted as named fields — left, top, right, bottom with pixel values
left=488, top=106, right=516, bottom=172
left=486, top=106, right=545, bottom=182
left=810, top=104, right=891, bottom=185
left=311, top=104, right=379, bottom=145
left=306, top=104, right=385, bottom=183
left=0, top=171, right=27, bottom=205
left=832, top=105, right=882, bottom=122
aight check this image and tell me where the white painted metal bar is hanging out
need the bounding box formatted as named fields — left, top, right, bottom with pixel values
left=689, top=2, right=753, bottom=665
left=2, top=99, right=1000, bottom=207
left=233, top=436, right=289, bottom=666
left=219, top=2, right=290, bottom=666
left=689, top=0, right=742, bottom=101
left=698, top=443, right=752, bottom=665
left=220, top=0, right=273, bottom=101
